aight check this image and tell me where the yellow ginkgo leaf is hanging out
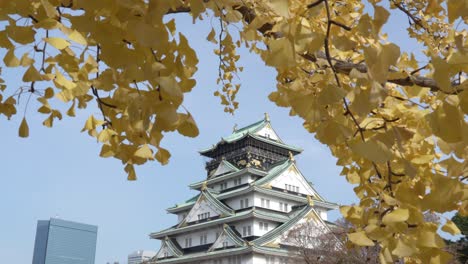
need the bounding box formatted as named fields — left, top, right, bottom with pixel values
left=22, top=66, right=43, bottom=82
left=348, top=231, right=375, bottom=246
left=19, top=53, right=34, bottom=66
left=264, top=38, right=296, bottom=70
left=351, top=140, right=393, bottom=163
left=44, top=37, right=70, bottom=50
left=68, top=30, right=87, bottom=45
left=40, top=0, right=58, bottom=18
left=155, top=147, right=171, bottom=165
left=206, top=28, right=217, bottom=44
left=125, top=164, right=137, bottom=181
left=3, top=49, right=20, bottom=67
left=392, top=238, right=418, bottom=257
left=267, top=0, right=289, bottom=18
left=134, top=144, right=154, bottom=160
left=382, top=208, right=409, bottom=225
left=441, top=220, right=461, bottom=235
left=18, top=117, right=29, bottom=138
left=177, top=113, right=199, bottom=138
left=6, top=25, right=35, bottom=45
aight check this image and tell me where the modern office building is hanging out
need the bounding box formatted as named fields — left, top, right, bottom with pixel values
left=32, top=218, right=98, bottom=264
left=128, top=250, right=157, bottom=264
left=150, top=115, right=338, bottom=263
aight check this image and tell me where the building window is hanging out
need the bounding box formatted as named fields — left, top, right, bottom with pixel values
left=240, top=198, right=249, bottom=209
left=220, top=182, right=228, bottom=190
left=197, top=212, right=211, bottom=220
left=234, top=177, right=242, bottom=186
left=222, top=241, right=228, bottom=248
left=260, top=222, right=269, bottom=231
left=279, top=202, right=288, bottom=212
left=228, top=256, right=241, bottom=264
left=216, top=232, right=219, bottom=239
left=247, top=226, right=251, bottom=236
left=266, top=256, right=275, bottom=264
left=185, top=237, right=192, bottom=247
left=259, top=222, right=269, bottom=231
left=200, top=234, right=207, bottom=245
left=261, top=198, right=270, bottom=208
left=285, top=184, right=300, bottom=193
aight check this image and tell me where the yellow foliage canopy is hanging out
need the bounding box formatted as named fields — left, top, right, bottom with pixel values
left=0, top=0, right=467, bottom=262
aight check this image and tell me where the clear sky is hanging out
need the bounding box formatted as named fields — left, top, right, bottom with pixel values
left=0, top=6, right=427, bottom=264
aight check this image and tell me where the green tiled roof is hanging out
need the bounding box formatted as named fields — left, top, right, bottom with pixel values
left=154, top=246, right=250, bottom=263
left=254, top=186, right=338, bottom=210
left=253, top=205, right=333, bottom=247
left=151, top=208, right=289, bottom=239
left=208, top=224, right=246, bottom=252
left=189, top=167, right=267, bottom=190
left=253, top=205, right=312, bottom=246
left=152, top=244, right=290, bottom=263
left=176, top=188, right=234, bottom=228
left=203, top=188, right=234, bottom=216
left=254, top=159, right=293, bottom=186
left=199, top=118, right=302, bottom=154
left=168, top=159, right=338, bottom=214
left=161, top=237, right=183, bottom=257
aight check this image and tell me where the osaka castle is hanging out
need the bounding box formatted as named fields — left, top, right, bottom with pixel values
left=150, top=115, right=338, bottom=264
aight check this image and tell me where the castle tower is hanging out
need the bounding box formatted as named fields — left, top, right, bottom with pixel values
left=150, top=116, right=338, bottom=263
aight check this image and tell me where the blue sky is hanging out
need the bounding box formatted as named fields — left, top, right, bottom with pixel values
left=0, top=6, right=428, bottom=264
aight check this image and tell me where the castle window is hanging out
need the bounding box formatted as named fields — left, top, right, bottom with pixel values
left=185, top=237, right=192, bottom=247
left=199, top=234, right=207, bottom=245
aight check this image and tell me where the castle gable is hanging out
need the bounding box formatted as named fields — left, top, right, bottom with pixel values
left=208, top=224, right=245, bottom=252
left=179, top=190, right=234, bottom=226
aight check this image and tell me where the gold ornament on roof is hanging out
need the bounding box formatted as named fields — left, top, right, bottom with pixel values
left=289, top=151, right=295, bottom=161
left=307, top=195, right=314, bottom=206
left=201, top=181, right=208, bottom=191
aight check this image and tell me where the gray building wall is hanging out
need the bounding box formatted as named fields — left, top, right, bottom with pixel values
left=32, top=218, right=98, bottom=264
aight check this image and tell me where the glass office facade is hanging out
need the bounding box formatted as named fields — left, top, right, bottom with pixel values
left=32, top=218, right=98, bottom=264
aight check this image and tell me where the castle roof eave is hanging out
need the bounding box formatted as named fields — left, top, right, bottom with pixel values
left=253, top=204, right=334, bottom=247
left=188, top=167, right=267, bottom=190
left=176, top=188, right=235, bottom=228
left=198, top=117, right=303, bottom=157
left=166, top=184, right=338, bottom=214
left=152, top=245, right=289, bottom=263
left=151, top=208, right=290, bottom=239
left=199, top=133, right=303, bottom=157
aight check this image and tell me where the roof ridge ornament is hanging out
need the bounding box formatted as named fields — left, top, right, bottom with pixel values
left=233, top=123, right=238, bottom=132
left=264, top=112, right=270, bottom=122
left=289, top=151, right=295, bottom=162
left=307, top=195, right=314, bottom=206
left=201, top=181, right=208, bottom=191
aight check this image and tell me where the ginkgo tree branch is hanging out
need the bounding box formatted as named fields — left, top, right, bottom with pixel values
left=165, top=2, right=464, bottom=93
left=390, top=0, right=429, bottom=33
left=322, top=0, right=391, bottom=194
